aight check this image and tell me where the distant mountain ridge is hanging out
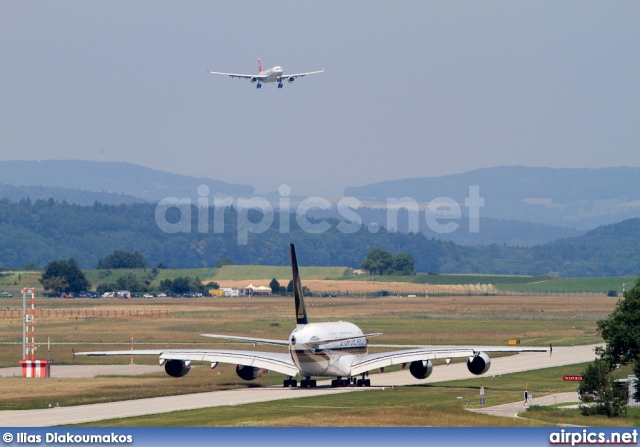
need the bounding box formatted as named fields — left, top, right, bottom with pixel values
left=0, top=162, right=637, bottom=247
left=0, top=199, right=637, bottom=276
left=0, top=183, right=149, bottom=206
left=0, top=160, right=254, bottom=201
left=307, top=207, right=584, bottom=246
left=344, top=166, right=640, bottom=229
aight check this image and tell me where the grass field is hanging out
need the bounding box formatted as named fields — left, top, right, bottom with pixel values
left=0, top=294, right=631, bottom=426
left=212, top=265, right=349, bottom=281
left=339, top=273, right=638, bottom=294
left=83, top=267, right=219, bottom=289
left=494, top=276, right=637, bottom=294
left=340, top=273, right=554, bottom=285
left=78, top=362, right=639, bottom=427
left=1, top=266, right=636, bottom=295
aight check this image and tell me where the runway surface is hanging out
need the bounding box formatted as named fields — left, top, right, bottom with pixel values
left=0, top=344, right=600, bottom=427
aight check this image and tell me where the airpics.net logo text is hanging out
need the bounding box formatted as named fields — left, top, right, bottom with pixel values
left=154, top=185, right=484, bottom=245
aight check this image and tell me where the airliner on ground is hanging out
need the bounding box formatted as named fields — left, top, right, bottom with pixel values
left=207, top=58, right=324, bottom=89
left=75, top=244, right=551, bottom=388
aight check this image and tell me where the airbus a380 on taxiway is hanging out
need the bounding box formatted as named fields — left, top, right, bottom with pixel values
left=207, top=58, right=324, bottom=89
left=75, top=244, right=551, bottom=388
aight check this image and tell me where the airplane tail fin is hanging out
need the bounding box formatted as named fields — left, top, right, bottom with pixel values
left=258, top=58, right=263, bottom=73
left=290, top=243, right=308, bottom=325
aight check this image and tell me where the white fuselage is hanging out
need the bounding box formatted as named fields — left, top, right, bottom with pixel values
left=288, top=321, right=367, bottom=378
left=260, top=66, right=284, bottom=83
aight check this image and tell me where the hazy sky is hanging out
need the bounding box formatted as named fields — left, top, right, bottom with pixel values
left=2, top=1, right=639, bottom=195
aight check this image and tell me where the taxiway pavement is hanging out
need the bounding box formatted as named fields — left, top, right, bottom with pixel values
left=0, top=344, right=600, bottom=426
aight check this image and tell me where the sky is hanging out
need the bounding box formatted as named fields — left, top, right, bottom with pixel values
left=1, top=1, right=639, bottom=196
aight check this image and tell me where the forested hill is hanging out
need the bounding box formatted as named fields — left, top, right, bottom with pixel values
left=0, top=183, right=149, bottom=206
left=0, top=160, right=253, bottom=200
left=0, top=199, right=638, bottom=276
left=344, top=166, right=640, bottom=229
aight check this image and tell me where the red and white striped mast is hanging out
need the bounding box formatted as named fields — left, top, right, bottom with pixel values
left=22, top=287, right=35, bottom=361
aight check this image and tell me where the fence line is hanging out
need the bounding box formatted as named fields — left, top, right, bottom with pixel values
left=302, top=290, right=612, bottom=298
left=0, top=308, right=170, bottom=321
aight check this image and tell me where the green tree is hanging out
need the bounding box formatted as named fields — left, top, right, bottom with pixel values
left=216, top=257, right=234, bottom=268
left=287, top=280, right=294, bottom=293
left=584, top=277, right=640, bottom=416
left=158, top=276, right=205, bottom=295
left=578, top=359, right=628, bottom=417
left=392, top=253, right=415, bottom=275
left=171, top=277, right=191, bottom=294
left=41, top=276, right=69, bottom=294
left=597, top=277, right=640, bottom=367
left=360, top=248, right=394, bottom=275
left=159, top=278, right=173, bottom=293
left=97, top=250, right=146, bottom=269
left=115, top=272, right=147, bottom=293
left=40, top=258, right=90, bottom=294
left=269, top=278, right=283, bottom=295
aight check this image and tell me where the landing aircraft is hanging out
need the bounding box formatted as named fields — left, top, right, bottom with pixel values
left=74, top=244, right=551, bottom=388
left=207, top=58, right=324, bottom=89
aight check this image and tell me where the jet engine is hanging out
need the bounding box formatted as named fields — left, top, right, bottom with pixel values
left=164, top=359, right=191, bottom=378
left=235, top=364, right=267, bottom=381
left=287, top=77, right=295, bottom=83
left=409, top=360, right=433, bottom=379
left=467, top=352, right=491, bottom=375
left=250, top=77, right=258, bottom=84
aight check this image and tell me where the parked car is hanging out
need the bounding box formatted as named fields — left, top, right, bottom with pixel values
left=0, top=291, right=12, bottom=298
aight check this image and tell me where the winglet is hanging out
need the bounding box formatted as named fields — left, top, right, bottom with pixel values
left=550, top=343, right=553, bottom=357
left=258, top=58, right=263, bottom=74
left=290, top=243, right=308, bottom=325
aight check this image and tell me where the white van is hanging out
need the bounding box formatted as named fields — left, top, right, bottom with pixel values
left=221, top=288, right=240, bottom=297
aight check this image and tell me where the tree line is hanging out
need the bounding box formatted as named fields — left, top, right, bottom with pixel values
left=578, top=278, right=640, bottom=417
left=1, top=198, right=639, bottom=276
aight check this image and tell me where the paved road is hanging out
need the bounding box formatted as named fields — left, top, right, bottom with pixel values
left=0, top=344, right=600, bottom=426
left=470, top=392, right=580, bottom=418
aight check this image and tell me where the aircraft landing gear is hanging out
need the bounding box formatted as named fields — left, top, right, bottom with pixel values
left=356, top=373, right=371, bottom=387
left=331, top=377, right=351, bottom=387
left=283, top=376, right=297, bottom=387
left=256, top=83, right=262, bottom=89
left=300, top=377, right=317, bottom=388
left=277, top=82, right=283, bottom=89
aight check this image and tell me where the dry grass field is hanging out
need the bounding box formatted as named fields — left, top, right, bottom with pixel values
left=215, top=278, right=490, bottom=294
left=0, top=293, right=617, bottom=411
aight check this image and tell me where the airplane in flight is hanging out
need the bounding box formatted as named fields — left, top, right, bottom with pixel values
left=75, top=244, right=551, bottom=388
left=207, top=58, right=324, bottom=89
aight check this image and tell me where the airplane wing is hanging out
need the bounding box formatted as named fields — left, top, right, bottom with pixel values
left=207, top=70, right=267, bottom=80
left=74, top=348, right=299, bottom=377
left=198, top=332, right=382, bottom=347
left=349, top=345, right=550, bottom=376
left=200, top=333, right=290, bottom=346
left=280, top=69, right=324, bottom=79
